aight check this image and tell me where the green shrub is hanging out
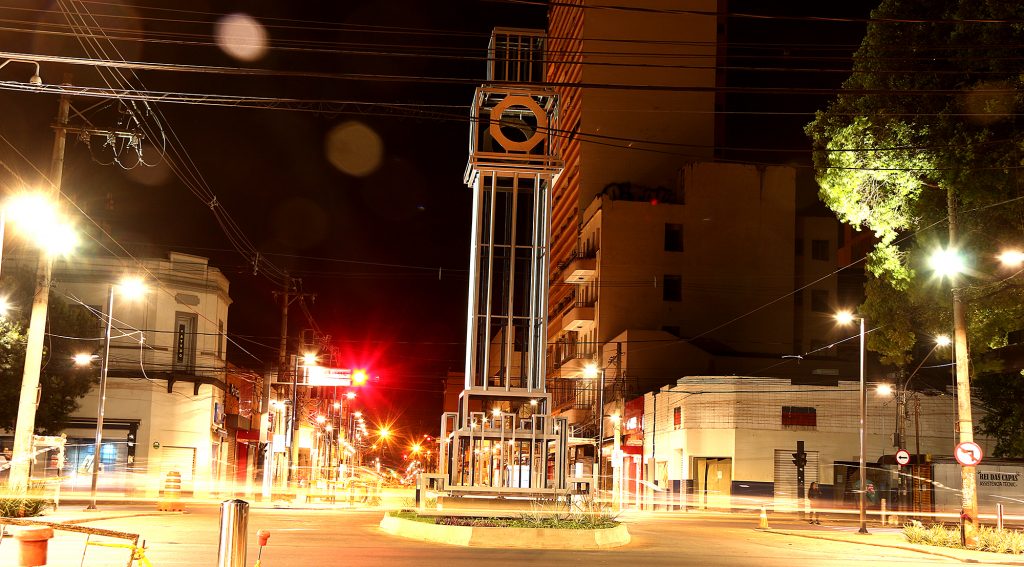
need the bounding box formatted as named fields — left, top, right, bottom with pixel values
left=902, top=521, right=1024, bottom=554
left=0, top=497, right=51, bottom=518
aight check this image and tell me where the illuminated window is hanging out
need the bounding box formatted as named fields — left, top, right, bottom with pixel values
left=673, top=406, right=682, bottom=430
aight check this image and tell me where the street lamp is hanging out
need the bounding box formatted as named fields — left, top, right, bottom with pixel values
left=584, top=362, right=606, bottom=498
left=7, top=192, right=79, bottom=492
left=927, top=246, right=1020, bottom=543
left=835, top=309, right=869, bottom=535
left=86, top=276, right=147, bottom=510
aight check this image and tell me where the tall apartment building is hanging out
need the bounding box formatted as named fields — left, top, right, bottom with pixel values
left=543, top=2, right=848, bottom=432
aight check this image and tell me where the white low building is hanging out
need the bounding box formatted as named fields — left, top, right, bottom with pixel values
left=54, top=252, right=231, bottom=498
left=623, top=376, right=1000, bottom=512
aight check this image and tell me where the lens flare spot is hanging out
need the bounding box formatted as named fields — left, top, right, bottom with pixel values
left=215, top=13, right=268, bottom=62
left=325, top=121, right=384, bottom=178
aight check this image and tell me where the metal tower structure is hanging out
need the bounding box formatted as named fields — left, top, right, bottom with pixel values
left=437, top=29, right=568, bottom=499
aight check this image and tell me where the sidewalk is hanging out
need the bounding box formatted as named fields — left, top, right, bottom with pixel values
left=764, top=523, right=1024, bottom=565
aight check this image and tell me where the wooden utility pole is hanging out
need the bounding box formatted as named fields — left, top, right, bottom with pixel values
left=947, top=187, right=978, bottom=546
left=8, top=84, right=70, bottom=492
left=272, top=278, right=316, bottom=487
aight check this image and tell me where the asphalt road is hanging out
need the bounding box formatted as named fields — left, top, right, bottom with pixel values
left=2, top=506, right=967, bottom=566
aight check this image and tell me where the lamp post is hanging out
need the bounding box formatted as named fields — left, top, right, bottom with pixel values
left=836, top=310, right=869, bottom=534
left=6, top=191, right=78, bottom=492
left=928, top=246, right=1021, bottom=544
left=584, top=362, right=606, bottom=498
left=84, top=277, right=146, bottom=510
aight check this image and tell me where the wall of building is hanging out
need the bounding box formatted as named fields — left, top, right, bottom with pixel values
left=642, top=377, right=983, bottom=495
left=54, top=252, right=232, bottom=497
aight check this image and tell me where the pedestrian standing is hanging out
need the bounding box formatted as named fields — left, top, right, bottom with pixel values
left=808, top=481, right=822, bottom=524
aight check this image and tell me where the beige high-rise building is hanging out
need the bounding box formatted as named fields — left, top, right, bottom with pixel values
left=544, top=2, right=847, bottom=439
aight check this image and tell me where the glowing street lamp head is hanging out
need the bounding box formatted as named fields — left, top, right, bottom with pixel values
left=491, top=407, right=501, bottom=417
left=935, top=334, right=951, bottom=347
left=929, top=247, right=965, bottom=279
left=835, top=310, right=856, bottom=325
left=875, top=383, right=893, bottom=397
left=333, top=402, right=341, bottom=410
left=998, top=249, right=1024, bottom=268
left=73, top=352, right=93, bottom=367
left=0, top=297, right=9, bottom=318
left=583, top=362, right=599, bottom=379
left=302, top=352, right=318, bottom=366
left=117, top=276, right=147, bottom=299
left=316, top=415, right=326, bottom=424
left=345, top=391, right=356, bottom=400
left=378, top=427, right=391, bottom=439
left=5, top=192, right=78, bottom=255
left=411, top=443, right=422, bottom=454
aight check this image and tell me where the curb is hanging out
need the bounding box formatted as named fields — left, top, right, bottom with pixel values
left=380, top=513, right=631, bottom=549
left=762, top=529, right=1024, bottom=565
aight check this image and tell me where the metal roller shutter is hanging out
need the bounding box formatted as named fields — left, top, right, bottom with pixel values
left=773, top=449, right=819, bottom=510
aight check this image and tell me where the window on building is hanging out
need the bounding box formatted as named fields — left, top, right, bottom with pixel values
left=664, top=223, right=684, bottom=252
left=673, top=406, right=682, bottom=429
left=811, top=290, right=829, bottom=313
left=663, top=275, right=682, bottom=302
left=661, top=325, right=681, bottom=337
left=217, top=320, right=225, bottom=360
left=782, top=406, right=817, bottom=427
left=811, top=239, right=829, bottom=261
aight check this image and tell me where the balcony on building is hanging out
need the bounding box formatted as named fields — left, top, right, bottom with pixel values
left=561, top=247, right=597, bottom=284
left=560, top=301, right=594, bottom=333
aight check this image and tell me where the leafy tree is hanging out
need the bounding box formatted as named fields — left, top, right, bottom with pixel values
left=805, top=0, right=1024, bottom=368
left=974, top=371, right=1024, bottom=457
left=0, top=266, right=98, bottom=434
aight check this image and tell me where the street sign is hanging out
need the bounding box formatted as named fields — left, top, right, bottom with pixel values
left=895, top=449, right=911, bottom=466
left=307, top=366, right=352, bottom=386
left=954, top=441, right=983, bottom=466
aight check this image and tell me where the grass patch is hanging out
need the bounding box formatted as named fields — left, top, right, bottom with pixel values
left=903, top=521, right=1024, bottom=554
left=0, top=497, right=51, bottom=518
left=393, top=505, right=619, bottom=530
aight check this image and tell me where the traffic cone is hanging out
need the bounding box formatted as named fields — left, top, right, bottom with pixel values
left=759, top=505, right=769, bottom=529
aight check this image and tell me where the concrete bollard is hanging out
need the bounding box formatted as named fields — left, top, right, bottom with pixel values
left=13, top=525, right=54, bottom=567
left=217, top=499, right=249, bottom=567
left=758, top=505, right=769, bottom=529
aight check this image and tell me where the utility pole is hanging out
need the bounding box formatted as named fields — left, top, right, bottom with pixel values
left=8, top=82, right=70, bottom=492
left=947, top=187, right=978, bottom=546
left=271, top=278, right=316, bottom=488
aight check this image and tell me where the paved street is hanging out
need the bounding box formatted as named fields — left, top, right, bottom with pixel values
left=2, top=504, right=999, bottom=566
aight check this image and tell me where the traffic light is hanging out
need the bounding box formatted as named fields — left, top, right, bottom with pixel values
left=792, top=450, right=807, bottom=469
left=352, top=369, right=368, bottom=386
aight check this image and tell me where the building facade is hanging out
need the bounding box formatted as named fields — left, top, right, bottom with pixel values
left=55, top=252, right=232, bottom=498
left=543, top=2, right=848, bottom=444
left=621, top=376, right=1004, bottom=513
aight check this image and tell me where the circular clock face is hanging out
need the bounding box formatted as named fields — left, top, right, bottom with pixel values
left=489, top=95, right=548, bottom=152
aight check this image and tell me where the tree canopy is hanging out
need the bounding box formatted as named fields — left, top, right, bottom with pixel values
left=806, top=0, right=1024, bottom=454
left=0, top=266, right=98, bottom=435
left=806, top=0, right=1024, bottom=356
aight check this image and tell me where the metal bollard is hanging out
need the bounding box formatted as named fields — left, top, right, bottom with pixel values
left=996, top=503, right=1004, bottom=531
left=217, top=499, right=249, bottom=567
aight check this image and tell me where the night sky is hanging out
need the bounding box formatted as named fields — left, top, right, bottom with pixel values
left=0, top=0, right=878, bottom=440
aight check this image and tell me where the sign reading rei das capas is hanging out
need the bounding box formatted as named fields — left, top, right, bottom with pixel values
left=979, top=472, right=1021, bottom=488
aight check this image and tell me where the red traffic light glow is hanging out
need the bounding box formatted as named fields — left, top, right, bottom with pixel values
left=352, top=369, right=368, bottom=386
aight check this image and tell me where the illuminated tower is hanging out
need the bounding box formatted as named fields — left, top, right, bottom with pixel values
left=438, top=29, right=568, bottom=497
